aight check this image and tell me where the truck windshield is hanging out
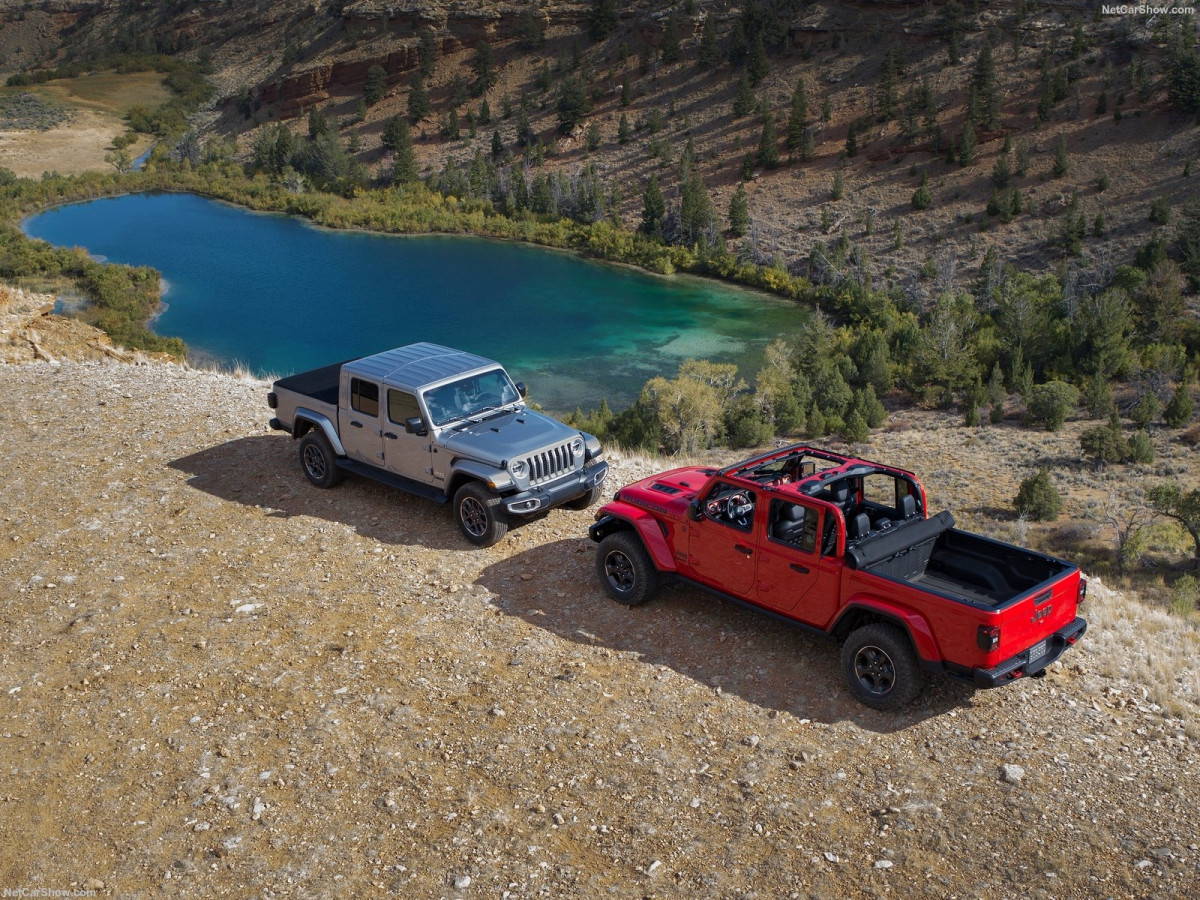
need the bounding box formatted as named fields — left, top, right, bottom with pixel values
left=423, top=369, right=521, bottom=426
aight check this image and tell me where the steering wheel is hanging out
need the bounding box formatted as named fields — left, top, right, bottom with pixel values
left=475, top=392, right=502, bottom=408
left=727, top=491, right=754, bottom=528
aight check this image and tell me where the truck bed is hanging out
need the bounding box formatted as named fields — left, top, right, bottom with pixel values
left=273, top=361, right=345, bottom=406
left=845, top=511, right=1074, bottom=608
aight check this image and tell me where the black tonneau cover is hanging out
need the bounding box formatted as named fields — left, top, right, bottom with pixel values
left=844, top=510, right=956, bottom=571
left=273, top=359, right=352, bottom=407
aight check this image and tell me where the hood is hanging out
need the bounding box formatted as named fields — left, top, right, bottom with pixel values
left=439, top=407, right=579, bottom=464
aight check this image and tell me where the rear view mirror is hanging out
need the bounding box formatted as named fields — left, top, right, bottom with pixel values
left=516, top=381, right=527, bottom=398
left=688, top=501, right=704, bottom=521
left=404, top=416, right=427, bottom=436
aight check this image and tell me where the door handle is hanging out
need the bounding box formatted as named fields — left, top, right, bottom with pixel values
left=734, top=544, right=753, bottom=556
left=350, top=420, right=363, bottom=428
left=384, top=432, right=398, bottom=440
left=790, top=563, right=810, bottom=574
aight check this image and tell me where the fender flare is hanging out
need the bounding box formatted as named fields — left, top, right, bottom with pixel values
left=294, top=408, right=346, bottom=457
left=450, top=459, right=515, bottom=493
left=832, top=595, right=941, bottom=665
left=588, top=506, right=677, bottom=573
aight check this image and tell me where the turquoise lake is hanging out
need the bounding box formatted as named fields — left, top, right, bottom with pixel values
left=23, top=193, right=808, bottom=411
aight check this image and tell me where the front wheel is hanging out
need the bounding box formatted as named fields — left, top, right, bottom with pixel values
left=453, top=482, right=509, bottom=548
left=840, top=623, right=925, bottom=711
left=595, top=531, right=659, bottom=606
left=299, top=431, right=344, bottom=488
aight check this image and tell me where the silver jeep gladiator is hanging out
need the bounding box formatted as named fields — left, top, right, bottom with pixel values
left=268, top=343, right=608, bottom=547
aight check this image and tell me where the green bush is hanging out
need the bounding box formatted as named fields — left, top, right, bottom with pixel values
left=1127, top=429, right=1154, bottom=464
left=1014, top=469, right=1062, bottom=521
left=1026, top=380, right=1080, bottom=431
left=1171, top=575, right=1200, bottom=616
left=1163, top=381, right=1194, bottom=427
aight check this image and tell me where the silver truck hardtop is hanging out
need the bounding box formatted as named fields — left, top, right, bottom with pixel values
left=342, top=343, right=497, bottom=393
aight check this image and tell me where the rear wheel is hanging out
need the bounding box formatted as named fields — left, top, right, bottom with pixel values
left=299, top=431, right=344, bottom=488
left=840, top=623, right=925, bottom=711
left=595, top=531, right=659, bottom=606
left=454, top=482, right=509, bottom=547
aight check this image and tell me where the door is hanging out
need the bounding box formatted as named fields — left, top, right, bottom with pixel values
left=686, top=480, right=759, bottom=597
left=383, top=388, right=434, bottom=483
left=341, top=376, right=384, bottom=465
left=755, top=499, right=840, bottom=626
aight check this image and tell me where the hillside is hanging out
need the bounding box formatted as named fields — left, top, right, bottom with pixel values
left=2, top=286, right=1200, bottom=898
left=3, top=1, right=1200, bottom=289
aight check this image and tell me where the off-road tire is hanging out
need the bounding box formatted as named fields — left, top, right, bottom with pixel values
left=565, top=484, right=605, bottom=511
left=454, top=481, right=509, bottom=547
left=595, top=531, right=660, bottom=606
left=840, top=623, right=925, bottom=711
left=299, top=431, right=344, bottom=489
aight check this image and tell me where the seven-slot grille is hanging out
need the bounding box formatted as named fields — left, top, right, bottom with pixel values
left=524, top=442, right=580, bottom=484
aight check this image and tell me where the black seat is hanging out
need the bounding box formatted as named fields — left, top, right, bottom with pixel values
left=772, top=504, right=806, bottom=544
left=850, top=511, right=872, bottom=541
left=900, top=493, right=917, bottom=519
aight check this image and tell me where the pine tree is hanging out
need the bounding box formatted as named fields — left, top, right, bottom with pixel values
left=364, top=65, right=388, bottom=107
left=661, top=16, right=682, bottom=66
left=787, top=78, right=808, bottom=154
left=641, top=174, right=665, bottom=236
left=728, top=182, right=750, bottom=236
left=490, top=129, right=504, bottom=159
left=732, top=73, right=755, bottom=118
left=747, top=34, right=769, bottom=87
left=588, top=0, right=618, bottom=43
left=758, top=110, right=780, bottom=168
left=418, top=30, right=437, bottom=78
left=698, top=16, right=721, bottom=69
left=471, top=42, right=496, bottom=96
left=617, top=112, right=631, bottom=144
left=1052, top=133, right=1070, bottom=177
left=408, top=73, right=429, bottom=122
left=972, top=43, right=1000, bottom=128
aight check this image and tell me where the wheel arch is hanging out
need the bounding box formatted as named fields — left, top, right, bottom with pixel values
left=588, top=506, right=676, bottom=573
left=831, top=599, right=941, bottom=671
left=293, top=409, right=346, bottom=457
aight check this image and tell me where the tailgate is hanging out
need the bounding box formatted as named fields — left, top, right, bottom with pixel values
left=995, top=568, right=1082, bottom=660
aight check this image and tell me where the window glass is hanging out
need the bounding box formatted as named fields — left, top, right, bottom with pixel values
left=700, top=481, right=756, bottom=532
left=423, top=368, right=521, bottom=426
left=350, top=378, right=379, bottom=417
left=387, top=389, right=421, bottom=425
left=768, top=500, right=818, bottom=553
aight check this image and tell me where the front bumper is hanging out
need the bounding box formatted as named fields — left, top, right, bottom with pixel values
left=972, top=617, right=1087, bottom=688
left=503, top=459, right=609, bottom=516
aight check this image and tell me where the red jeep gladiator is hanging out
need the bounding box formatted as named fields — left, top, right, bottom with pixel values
left=589, top=445, right=1087, bottom=710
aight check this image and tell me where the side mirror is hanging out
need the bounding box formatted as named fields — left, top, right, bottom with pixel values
left=688, top=501, right=704, bottom=521
left=403, top=416, right=427, bottom=436
left=516, top=381, right=527, bottom=398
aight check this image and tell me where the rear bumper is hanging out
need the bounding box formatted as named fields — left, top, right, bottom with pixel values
left=972, top=617, right=1087, bottom=688
left=268, top=417, right=288, bottom=432
left=503, top=460, right=609, bottom=517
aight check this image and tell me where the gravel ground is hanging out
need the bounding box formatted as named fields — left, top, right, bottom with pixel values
left=1, top=326, right=1198, bottom=897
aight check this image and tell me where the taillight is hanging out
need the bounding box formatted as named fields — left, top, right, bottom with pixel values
left=977, top=625, right=1001, bottom=652
left=267, top=391, right=278, bottom=409
left=1077, top=577, right=1088, bottom=604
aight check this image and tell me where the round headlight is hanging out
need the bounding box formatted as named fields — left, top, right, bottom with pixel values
left=509, top=459, right=527, bottom=477
left=570, top=437, right=585, bottom=456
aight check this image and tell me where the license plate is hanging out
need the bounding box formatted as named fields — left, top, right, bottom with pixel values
left=1027, top=639, right=1047, bottom=664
